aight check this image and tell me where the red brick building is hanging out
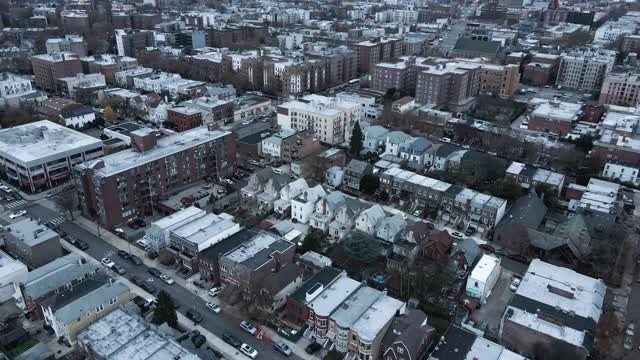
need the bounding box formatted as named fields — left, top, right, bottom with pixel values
left=31, top=53, right=83, bottom=92
left=167, top=107, right=203, bottom=132
left=284, top=267, right=342, bottom=326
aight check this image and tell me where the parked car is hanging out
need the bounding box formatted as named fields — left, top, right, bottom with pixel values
left=69, top=237, right=89, bottom=250
left=192, top=334, right=206, bottom=348
left=147, top=250, right=159, bottom=260
left=274, top=341, right=292, bottom=356
left=510, top=278, right=521, bottom=292
left=208, top=287, right=222, bottom=297
left=9, top=210, right=26, bottom=219
left=141, top=280, right=157, bottom=294
left=306, top=342, right=322, bottom=354
left=240, top=344, right=258, bottom=359
left=186, top=309, right=203, bottom=323
left=112, top=264, right=127, bottom=275
left=206, top=302, right=222, bottom=314
left=626, top=323, right=635, bottom=336
left=465, top=227, right=476, bottom=236
left=128, top=254, right=143, bottom=265
left=148, top=268, right=162, bottom=277
left=413, top=209, right=423, bottom=217
left=12, top=192, right=22, bottom=200
left=113, top=228, right=125, bottom=238
left=479, top=244, right=495, bottom=253
left=136, top=238, right=148, bottom=247
left=222, top=333, right=242, bottom=348
left=101, top=258, right=115, bottom=268
left=508, top=254, right=529, bottom=264
left=117, top=250, right=130, bottom=259
left=160, top=274, right=174, bottom=285
left=240, top=321, right=258, bottom=335
left=449, top=231, right=464, bottom=239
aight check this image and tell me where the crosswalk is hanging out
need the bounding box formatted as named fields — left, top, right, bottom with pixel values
left=47, top=216, right=68, bottom=226
left=613, top=295, right=628, bottom=314
left=4, top=200, right=28, bottom=209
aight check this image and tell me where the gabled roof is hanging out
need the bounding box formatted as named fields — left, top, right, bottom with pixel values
left=376, top=214, right=407, bottom=237
left=359, top=204, right=386, bottom=225
left=24, top=254, right=98, bottom=300
left=382, top=308, right=434, bottom=360
left=498, top=192, right=547, bottom=230
left=345, top=159, right=370, bottom=173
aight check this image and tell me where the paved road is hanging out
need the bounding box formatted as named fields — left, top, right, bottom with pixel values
left=21, top=203, right=302, bottom=360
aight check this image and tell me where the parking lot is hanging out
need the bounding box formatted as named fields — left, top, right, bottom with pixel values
left=513, top=84, right=594, bottom=104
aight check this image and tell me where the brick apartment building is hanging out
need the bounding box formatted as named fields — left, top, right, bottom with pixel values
left=206, top=25, right=268, bottom=48
left=74, top=125, right=237, bottom=229
left=167, top=107, right=203, bottom=132
left=131, top=13, right=162, bottom=30
left=262, top=57, right=328, bottom=97
left=522, top=53, right=561, bottom=86
left=528, top=99, right=582, bottom=136
left=353, top=37, right=403, bottom=73
left=479, top=63, right=520, bottom=96
left=31, top=52, right=83, bottom=92
left=415, top=62, right=481, bottom=111
left=218, top=232, right=296, bottom=291
left=280, top=129, right=323, bottom=163
left=305, top=46, right=358, bottom=86
left=81, top=55, right=139, bottom=85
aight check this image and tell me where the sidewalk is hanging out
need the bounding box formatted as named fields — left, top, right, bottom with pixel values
left=60, top=237, right=244, bottom=360
left=74, top=216, right=316, bottom=359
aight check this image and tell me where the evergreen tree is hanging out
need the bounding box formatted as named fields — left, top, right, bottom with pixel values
left=350, top=122, right=363, bottom=158
left=152, top=290, right=177, bottom=328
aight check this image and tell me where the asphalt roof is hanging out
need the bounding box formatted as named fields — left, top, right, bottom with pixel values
left=453, top=38, right=501, bottom=55
left=290, top=267, right=342, bottom=302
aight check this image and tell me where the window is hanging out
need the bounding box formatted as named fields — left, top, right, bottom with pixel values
left=397, top=346, right=404, bottom=354
left=109, top=297, right=118, bottom=305
left=474, top=281, right=479, bottom=287
left=96, top=304, right=104, bottom=312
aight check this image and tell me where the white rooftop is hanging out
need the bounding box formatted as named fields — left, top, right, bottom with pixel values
left=531, top=99, right=581, bottom=121
left=0, top=120, right=103, bottom=167
left=308, top=275, right=360, bottom=317
left=470, top=254, right=500, bottom=283
left=152, top=206, right=206, bottom=231
left=224, top=232, right=279, bottom=264
left=171, top=212, right=237, bottom=245
left=351, top=293, right=405, bottom=341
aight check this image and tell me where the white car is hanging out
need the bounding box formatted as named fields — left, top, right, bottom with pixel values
left=510, top=278, right=521, bottom=292
left=240, top=343, right=258, bottom=359
left=449, top=231, right=464, bottom=240
left=240, top=321, right=258, bottom=335
left=222, top=179, right=234, bottom=185
left=272, top=168, right=284, bottom=174
left=440, top=137, right=452, bottom=143
left=136, top=238, right=148, bottom=248
left=160, top=274, right=174, bottom=285
left=101, top=258, right=115, bottom=268
left=627, top=324, right=635, bottom=336
left=519, top=121, right=529, bottom=129
left=208, top=287, right=222, bottom=297
left=206, top=301, right=222, bottom=313
left=9, top=210, right=26, bottom=219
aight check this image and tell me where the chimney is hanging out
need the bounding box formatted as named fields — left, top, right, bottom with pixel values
left=207, top=122, right=219, bottom=131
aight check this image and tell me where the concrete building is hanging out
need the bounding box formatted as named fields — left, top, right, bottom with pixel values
left=0, top=72, right=41, bottom=108
left=233, top=95, right=272, bottom=123
left=528, top=98, right=582, bottom=136
left=602, top=161, right=640, bottom=185
left=81, top=55, right=139, bottom=85
left=74, top=125, right=236, bottom=229
left=500, top=259, right=605, bottom=360
left=31, top=52, right=83, bottom=92
left=0, top=120, right=103, bottom=192
left=56, top=73, right=106, bottom=99
left=4, top=217, right=62, bottom=269
left=0, top=249, right=28, bottom=310
left=465, top=254, right=501, bottom=304
left=556, top=48, right=617, bottom=91
left=115, top=29, right=156, bottom=57
left=165, top=212, right=240, bottom=273
left=599, top=72, right=640, bottom=107
left=78, top=308, right=199, bottom=360
left=45, top=35, right=87, bottom=56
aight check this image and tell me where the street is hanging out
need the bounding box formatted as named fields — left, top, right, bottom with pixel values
left=4, top=201, right=304, bottom=360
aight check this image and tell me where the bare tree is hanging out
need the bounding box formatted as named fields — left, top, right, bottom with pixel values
left=54, top=191, right=78, bottom=220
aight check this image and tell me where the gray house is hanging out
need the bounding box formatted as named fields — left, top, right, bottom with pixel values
left=344, top=159, right=373, bottom=192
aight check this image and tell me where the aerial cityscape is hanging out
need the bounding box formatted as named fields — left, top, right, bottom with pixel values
left=0, top=0, right=638, bottom=359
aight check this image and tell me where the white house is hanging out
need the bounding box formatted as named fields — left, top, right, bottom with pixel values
left=354, top=204, right=386, bottom=235
left=364, top=126, right=390, bottom=153
left=274, top=178, right=308, bottom=215
left=602, top=161, right=640, bottom=185
left=384, top=131, right=411, bottom=157
left=291, top=185, right=327, bottom=224
left=309, top=191, right=346, bottom=232
left=325, top=166, right=344, bottom=188
left=59, top=107, right=96, bottom=128
left=0, top=249, right=28, bottom=310
left=466, top=254, right=501, bottom=304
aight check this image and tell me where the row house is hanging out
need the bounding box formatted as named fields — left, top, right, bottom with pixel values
left=285, top=267, right=343, bottom=326
left=505, top=161, right=566, bottom=195
left=379, top=168, right=507, bottom=227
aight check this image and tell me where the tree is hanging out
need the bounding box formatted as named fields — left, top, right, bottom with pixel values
left=103, top=106, right=116, bottom=124
left=301, top=228, right=325, bottom=253
left=574, top=135, right=594, bottom=153
left=350, top=122, right=363, bottom=158
left=152, top=291, right=178, bottom=328
left=535, top=184, right=559, bottom=209
left=360, top=175, right=380, bottom=195
left=54, top=191, right=78, bottom=220
left=343, top=231, right=382, bottom=264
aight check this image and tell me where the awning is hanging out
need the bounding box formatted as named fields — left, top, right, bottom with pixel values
left=470, top=214, right=481, bottom=222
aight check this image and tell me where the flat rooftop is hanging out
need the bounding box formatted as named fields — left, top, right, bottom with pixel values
left=470, top=254, right=500, bottom=282
left=172, top=212, right=237, bottom=245
left=351, top=293, right=405, bottom=341
left=223, top=232, right=293, bottom=269
left=0, top=120, right=103, bottom=167
left=531, top=99, right=581, bottom=121
left=308, top=275, right=360, bottom=317
left=6, top=217, right=58, bottom=247
left=330, top=286, right=381, bottom=329
left=82, top=126, right=230, bottom=177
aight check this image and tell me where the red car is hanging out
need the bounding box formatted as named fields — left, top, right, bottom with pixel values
left=479, top=244, right=495, bottom=253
